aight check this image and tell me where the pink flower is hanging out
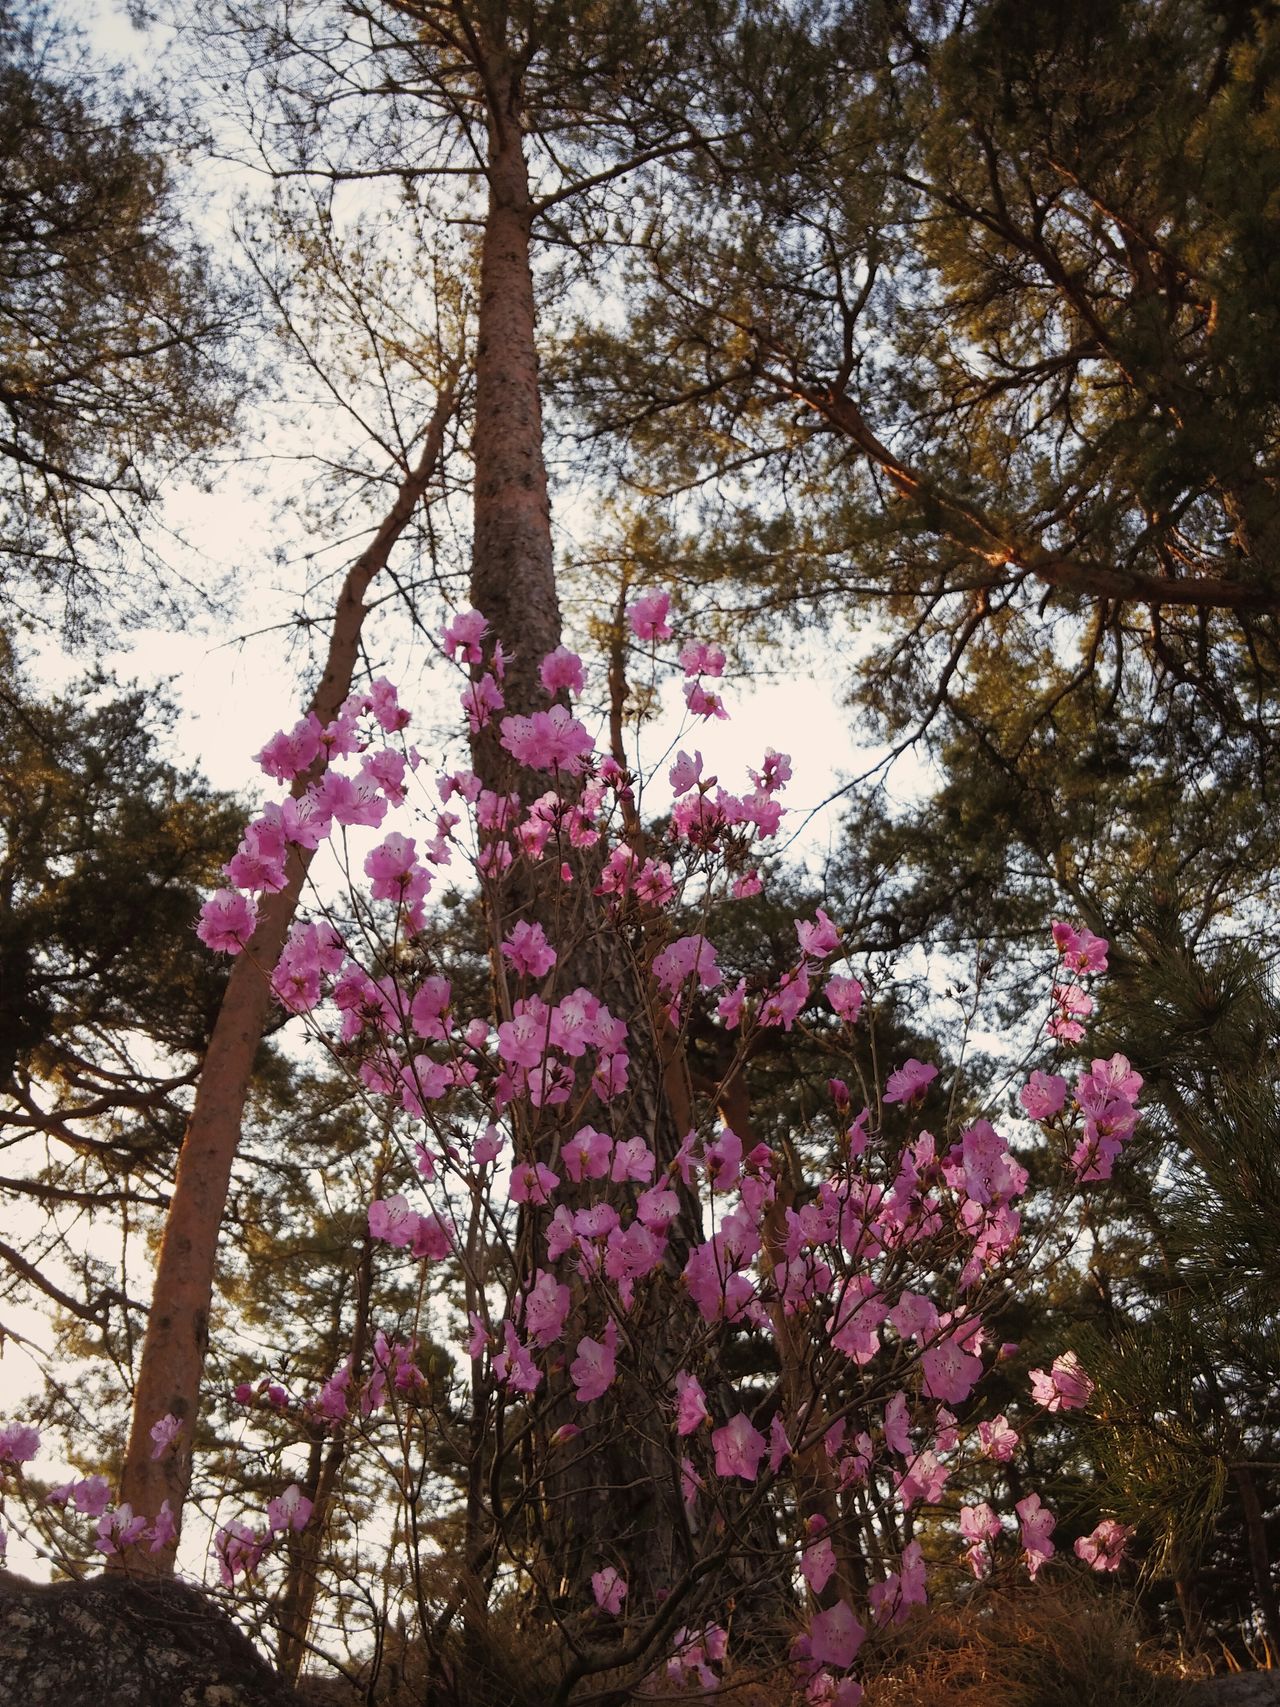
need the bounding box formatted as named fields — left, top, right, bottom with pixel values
left=368, top=677, right=410, bottom=732
left=883, top=1057, right=938, bottom=1104
left=977, top=1414, right=1019, bottom=1461
left=796, top=907, right=840, bottom=958
left=679, top=639, right=726, bottom=677
left=1017, top=1492, right=1056, bottom=1580
left=148, top=1500, right=177, bottom=1554
left=921, top=1335, right=983, bottom=1406
left=1029, top=1351, right=1094, bottom=1412
left=674, top=1371, right=710, bottom=1435
left=267, top=1484, right=313, bottom=1534
left=442, top=608, right=488, bottom=662
left=0, top=1422, right=39, bottom=1465
left=148, top=1413, right=182, bottom=1459
left=712, top=1412, right=767, bottom=1481
left=685, top=682, right=729, bottom=719
left=500, top=705, right=594, bottom=773
left=959, top=1501, right=1001, bottom=1577
left=540, top=646, right=586, bottom=696
left=494, top=1321, right=541, bottom=1395
left=47, top=1474, right=111, bottom=1517
left=824, top=975, right=863, bottom=1023
left=197, top=889, right=259, bottom=955
left=571, top=1320, right=618, bottom=1402
left=895, top=1448, right=949, bottom=1510
left=524, top=1271, right=571, bottom=1348
left=214, top=1518, right=265, bottom=1585
left=652, top=933, right=722, bottom=996
left=501, top=919, right=557, bottom=978
left=1020, top=1070, right=1068, bottom=1120
left=868, top=1541, right=927, bottom=1626
left=96, top=1503, right=148, bottom=1557
left=1052, top=921, right=1109, bottom=973
left=808, top=1599, right=865, bottom=1669
left=801, top=1522, right=837, bottom=1596
left=509, top=1161, right=560, bottom=1205
left=629, top=589, right=672, bottom=641
left=592, top=1566, right=628, bottom=1614
left=1075, top=1518, right=1132, bottom=1572
left=669, top=749, right=703, bottom=795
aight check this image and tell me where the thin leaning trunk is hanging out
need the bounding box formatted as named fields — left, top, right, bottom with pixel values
left=116, top=380, right=458, bottom=1568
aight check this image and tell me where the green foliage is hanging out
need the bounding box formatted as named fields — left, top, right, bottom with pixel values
left=0, top=0, right=247, bottom=637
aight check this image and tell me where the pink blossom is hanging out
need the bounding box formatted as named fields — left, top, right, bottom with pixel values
left=97, top=1503, right=148, bottom=1556
left=310, top=768, right=387, bottom=830
left=571, top=1320, right=618, bottom=1402
left=267, top=1484, right=313, bottom=1534
left=500, top=705, right=594, bottom=773
left=255, top=714, right=322, bottom=782
left=610, top=1136, right=655, bottom=1183
left=540, top=646, right=585, bottom=696
left=808, top=1599, right=865, bottom=1669
left=1075, top=1517, right=1132, bottom=1572
left=802, top=1518, right=837, bottom=1595
left=669, top=749, right=703, bottom=795
left=824, top=975, right=863, bottom=1024
left=0, top=1422, right=39, bottom=1464
left=494, top=1321, right=541, bottom=1395
left=197, top=889, right=258, bottom=955
left=214, top=1518, right=265, bottom=1585
left=712, top=1412, right=767, bottom=1481
left=1020, top=1070, right=1068, bottom=1120
left=368, top=677, right=410, bottom=732
left=868, top=1541, right=927, bottom=1626
left=364, top=832, right=419, bottom=897
left=592, top=1566, right=628, bottom=1614
left=759, top=962, right=810, bottom=1030
left=509, top=1161, right=560, bottom=1205
left=1052, top=921, right=1109, bottom=973
left=883, top=1057, right=938, bottom=1104
left=652, top=933, right=722, bottom=996
left=47, top=1474, right=111, bottom=1517
left=1030, top=1351, right=1094, bottom=1412
left=959, top=1501, right=1001, bottom=1577
left=921, top=1334, right=983, bottom=1405
left=147, top=1501, right=177, bottom=1554
left=679, top=639, right=726, bottom=677
left=674, top=1371, right=710, bottom=1435
left=889, top=1290, right=940, bottom=1348
left=629, top=588, right=672, bottom=641
left=1017, top=1492, right=1056, bottom=1579
left=524, top=1271, right=572, bottom=1348
left=461, top=673, right=505, bottom=732
left=895, top=1448, right=949, bottom=1510
left=685, top=682, right=729, bottom=719
left=442, top=608, right=488, bottom=662
left=796, top=907, right=840, bottom=958
left=501, top=919, right=557, bottom=978
left=148, top=1413, right=182, bottom=1459
left=883, top=1391, right=912, bottom=1457
left=977, top=1414, right=1019, bottom=1460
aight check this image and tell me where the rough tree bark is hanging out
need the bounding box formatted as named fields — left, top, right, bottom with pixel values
left=116, top=378, right=458, bottom=1567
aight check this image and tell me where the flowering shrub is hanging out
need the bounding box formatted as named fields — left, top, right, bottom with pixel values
left=0, top=597, right=1145, bottom=1700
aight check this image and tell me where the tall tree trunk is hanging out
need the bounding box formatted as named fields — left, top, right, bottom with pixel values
left=116, top=381, right=457, bottom=1569
left=465, top=67, right=787, bottom=1640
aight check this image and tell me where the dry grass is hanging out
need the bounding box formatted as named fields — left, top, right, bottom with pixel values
left=858, top=1576, right=1184, bottom=1707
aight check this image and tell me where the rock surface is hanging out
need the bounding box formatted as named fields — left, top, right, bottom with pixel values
left=1182, top=1679, right=1280, bottom=1707
left=0, top=1570, right=304, bottom=1707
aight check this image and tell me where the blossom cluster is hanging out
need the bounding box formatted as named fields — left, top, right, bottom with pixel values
left=0, top=595, right=1142, bottom=1695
